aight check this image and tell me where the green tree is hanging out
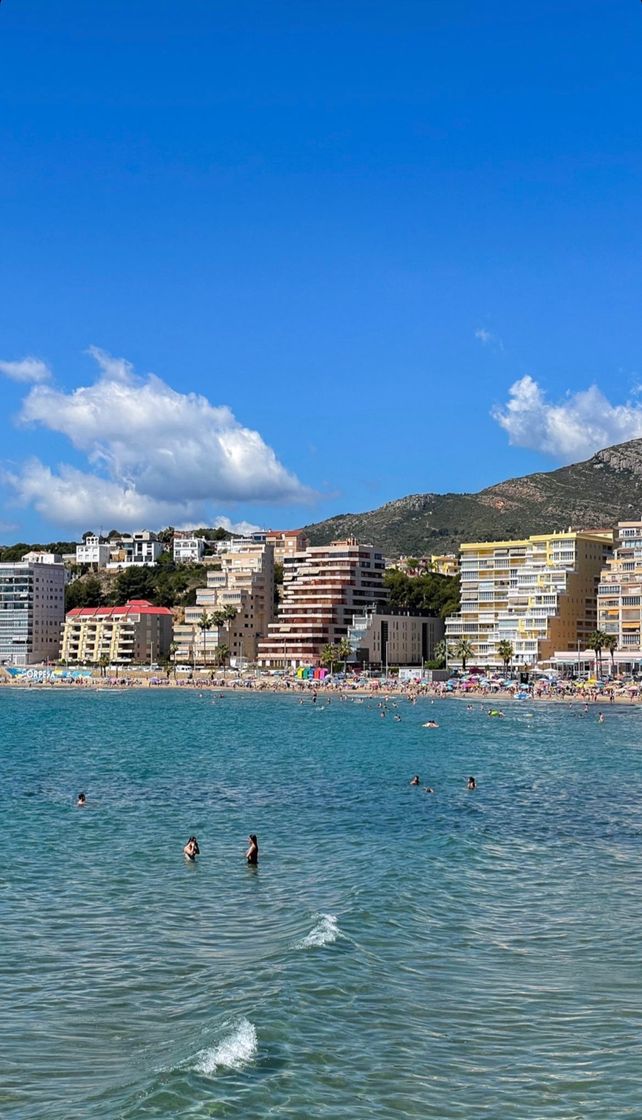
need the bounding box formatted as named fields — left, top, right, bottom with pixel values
left=602, top=633, right=618, bottom=677
left=587, top=630, right=606, bottom=676
left=454, top=637, right=474, bottom=672
left=113, top=566, right=156, bottom=605
left=320, top=643, right=338, bottom=673
left=432, top=638, right=449, bottom=668
left=497, top=640, right=514, bottom=675
left=383, top=568, right=461, bottom=618
left=336, top=636, right=352, bottom=673
left=198, top=611, right=214, bottom=665
left=65, top=575, right=105, bottom=611
left=98, top=654, right=109, bottom=678
left=214, top=643, right=230, bottom=669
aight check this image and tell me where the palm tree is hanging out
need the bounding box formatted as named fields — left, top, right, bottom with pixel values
left=587, top=630, right=606, bottom=677
left=214, top=643, right=230, bottom=670
left=98, top=653, right=109, bottom=678
left=167, top=640, right=178, bottom=678
left=497, top=640, right=514, bottom=675
left=336, top=636, right=352, bottom=674
left=454, top=637, right=474, bottom=672
left=433, top=639, right=449, bottom=667
left=602, top=633, right=618, bottom=678
left=198, top=611, right=214, bottom=666
left=320, top=643, right=337, bottom=674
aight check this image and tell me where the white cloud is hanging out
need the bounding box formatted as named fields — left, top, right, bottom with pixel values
left=5, top=348, right=313, bottom=528
left=492, top=375, right=642, bottom=461
left=475, top=327, right=504, bottom=351
left=175, top=516, right=264, bottom=535
left=4, top=460, right=203, bottom=529
left=210, top=516, right=264, bottom=536
left=0, top=357, right=51, bottom=383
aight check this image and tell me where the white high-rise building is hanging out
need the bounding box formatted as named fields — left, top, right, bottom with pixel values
left=0, top=555, right=66, bottom=665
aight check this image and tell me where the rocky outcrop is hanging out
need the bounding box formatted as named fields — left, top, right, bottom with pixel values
left=305, top=438, right=642, bottom=556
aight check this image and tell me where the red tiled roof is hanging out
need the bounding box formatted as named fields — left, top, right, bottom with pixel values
left=66, top=598, right=172, bottom=619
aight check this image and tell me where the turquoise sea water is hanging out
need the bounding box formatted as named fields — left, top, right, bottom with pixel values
left=2, top=689, right=642, bottom=1119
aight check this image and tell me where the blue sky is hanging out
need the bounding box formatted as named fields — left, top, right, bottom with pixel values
left=1, top=0, right=641, bottom=541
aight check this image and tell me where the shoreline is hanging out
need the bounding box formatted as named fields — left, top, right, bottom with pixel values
left=1, top=676, right=640, bottom=705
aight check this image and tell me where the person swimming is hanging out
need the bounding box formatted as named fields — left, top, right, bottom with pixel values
left=467, top=776, right=476, bottom=790
left=183, top=836, right=200, bottom=862
left=423, top=720, right=439, bottom=728
left=76, top=792, right=86, bottom=807
left=393, top=714, right=402, bottom=722
left=423, top=786, right=435, bottom=794
left=410, top=775, right=420, bottom=785
left=246, top=833, right=259, bottom=865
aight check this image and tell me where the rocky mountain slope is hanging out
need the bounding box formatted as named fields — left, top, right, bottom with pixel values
left=304, top=439, right=642, bottom=556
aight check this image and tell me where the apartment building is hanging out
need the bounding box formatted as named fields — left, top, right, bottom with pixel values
left=445, top=530, right=613, bottom=669
left=76, top=535, right=111, bottom=568
left=257, top=538, right=387, bottom=668
left=173, top=532, right=206, bottom=564
left=61, top=599, right=173, bottom=664
left=0, top=554, right=66, bottom=665
left=597, top=521, right=642, bottom=654
left=388, top=553, right=459, bottom=577
left=105, top=531, right=164, bottom=569
left=347, top=606, right=444, bottom=668
left=430, top=554, right=459, bottom=577
left=173, top=542, right=274, bottom=665
left=265, top=529, right=310, bottom=565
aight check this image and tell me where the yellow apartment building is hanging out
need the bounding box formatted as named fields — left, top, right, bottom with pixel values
left=445, top=530, right=613, bottom=669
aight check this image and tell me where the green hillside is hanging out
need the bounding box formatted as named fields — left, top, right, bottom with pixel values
left=304, top=439, right=642, bottom=556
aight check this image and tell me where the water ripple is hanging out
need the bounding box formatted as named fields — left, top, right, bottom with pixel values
left=2, top=690, right=642, bottom=1118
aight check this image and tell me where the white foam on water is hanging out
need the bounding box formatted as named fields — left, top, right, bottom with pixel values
left=193, top=1018, right=257, bottom=1075
left=297, top=913, right=340, bottom=948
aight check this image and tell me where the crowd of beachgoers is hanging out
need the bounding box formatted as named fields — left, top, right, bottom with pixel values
left=2, top=668, right=641, bottom=703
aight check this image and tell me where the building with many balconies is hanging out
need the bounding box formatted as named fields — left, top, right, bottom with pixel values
left=445, top=530, right=613, bottom=669
left=61, top=599, right=173, bottom=665
left=597, top=521, right=642, bottom=659
left=0, top=554, right=66, bottom=665
left=264, top=529, right=310, bottom=565
left=257, top=538, right=387, bottom=668
left=173, top=542, right=274, bottom=665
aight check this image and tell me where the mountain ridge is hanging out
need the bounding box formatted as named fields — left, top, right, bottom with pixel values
left=304, top=438, right=642, bottom=556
